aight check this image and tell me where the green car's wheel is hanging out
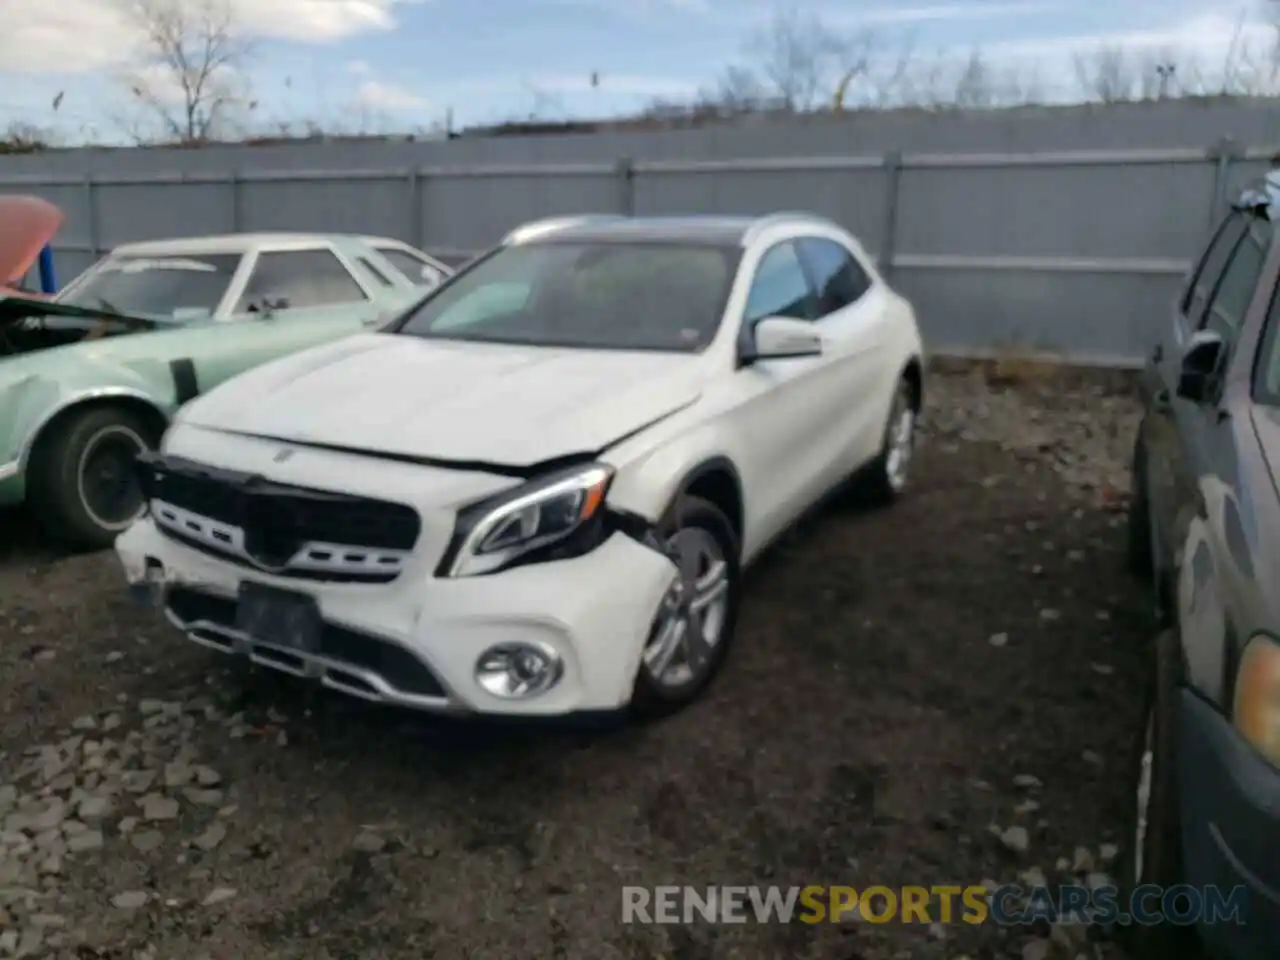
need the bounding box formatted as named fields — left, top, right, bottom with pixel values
left=28, top=405, right=157, bottom=550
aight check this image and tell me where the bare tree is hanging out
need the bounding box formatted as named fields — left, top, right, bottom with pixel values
left=1073, top=45, right=1137, bottom=102
left=114, top=0, right=255, bottom=143
left=0, top=122, right=55, bottom=154
left=742, top=6, right=848, bottom=112
left=711, top=66, right=772, bottom=112
left=951, top=50, right=996, bottom=108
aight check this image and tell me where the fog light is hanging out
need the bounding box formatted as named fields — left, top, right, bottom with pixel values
left=475, top=642, right=563, bottom=699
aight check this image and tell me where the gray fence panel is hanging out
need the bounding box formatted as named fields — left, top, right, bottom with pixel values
left=898, top=267, right=1180, bottom=362
left=632, top=165, right=888, bottom=244
left=11, top=100, right=1280, bottom=365
left=236, top=175, right=411, bottom=236
left=94, top=182, right=237, bottom=247
left=419, top=169, right=620, bottom=250
left=895, top=158, right=1216, bottom=261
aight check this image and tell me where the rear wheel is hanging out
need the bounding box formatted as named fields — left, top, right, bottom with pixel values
left=631, top=495, right=740, bottom=719
left=28, top=406, right=156, bottom=550
left=859, top=375, right=917, bottom=505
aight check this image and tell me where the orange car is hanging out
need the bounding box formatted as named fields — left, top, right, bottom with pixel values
left=0, top=194, right=61, bottom=298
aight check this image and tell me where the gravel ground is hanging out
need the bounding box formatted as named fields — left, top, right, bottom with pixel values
left=0, top=368, right=1151, bottom=960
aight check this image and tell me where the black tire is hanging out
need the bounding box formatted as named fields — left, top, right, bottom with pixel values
left=1117, top=628, right=1202, bottom=959
left=630, top=495, right=741, bottom=720
left=1129, top=429, right=1155, bottom=582
left=27, top=405, right=156, bottom=551
left=859, top=375, right=917, bottom=507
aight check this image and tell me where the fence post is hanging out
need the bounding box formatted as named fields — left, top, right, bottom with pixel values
left=615, top=156, right=635, bottom=216
left=230, top=172, right=244, bottom=231
left=83, top=173, right=99, bottom=262
left=407, top=168, right=425, bottom=247
left=1206, top=136, right=1242, bottom=231
left=879, top=150, right=904, bottom=281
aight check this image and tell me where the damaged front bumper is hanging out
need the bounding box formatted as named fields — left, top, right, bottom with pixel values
left=117, top=516, right=679, bottom=716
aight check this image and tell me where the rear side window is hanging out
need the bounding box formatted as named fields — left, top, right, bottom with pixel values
left=797, top=237, right=871, bottom=317
left=1185, top=214, right=1247, bottom=325
left=1203, top=222, right=1272, bottom=341
left=236, top=249, right=368, bottom=312
left=377, top=246, right=445, bottom=287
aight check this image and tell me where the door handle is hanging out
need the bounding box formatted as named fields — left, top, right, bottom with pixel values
left=1152, top=388, right=1172, bottom=413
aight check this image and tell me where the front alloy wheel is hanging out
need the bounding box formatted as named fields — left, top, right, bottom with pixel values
left=644, top=526, right=730, bottom=689
left=632, top=495, right=740, bottom=717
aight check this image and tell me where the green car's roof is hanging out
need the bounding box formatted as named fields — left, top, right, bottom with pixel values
left=0, top=294, right=174, bottom=329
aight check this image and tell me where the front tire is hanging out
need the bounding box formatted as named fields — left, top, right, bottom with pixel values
left=1118, top=628, right=1202, bottom=959
left=27, top=405, right=155, bottom=550
left=631, top=495, right=741, bottom=719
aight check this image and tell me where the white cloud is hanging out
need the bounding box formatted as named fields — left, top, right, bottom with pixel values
left=979, top=6, right=1279, bottom=95
left=829, top=1, right=1063, bottom=28
left=532, top=72, right=700, bottom=97
left=355, top=79, right=428, bottom=110
left=347, top=59, right=373, bottom=74
left=0, top=0, right=418, bottom=75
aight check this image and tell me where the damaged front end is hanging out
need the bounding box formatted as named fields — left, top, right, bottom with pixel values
left=0, top=294, right=163, bottom=359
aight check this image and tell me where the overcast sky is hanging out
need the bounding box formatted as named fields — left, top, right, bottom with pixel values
left=0, top=0, right=1274, bottom=140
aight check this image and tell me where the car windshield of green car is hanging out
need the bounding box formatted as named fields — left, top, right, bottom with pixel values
left=57, top=252, right=243, bottom=322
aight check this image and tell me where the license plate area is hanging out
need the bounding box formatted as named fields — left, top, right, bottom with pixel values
left=235, top=582, right=321, bottom=653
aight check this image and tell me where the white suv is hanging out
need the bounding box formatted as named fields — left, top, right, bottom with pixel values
left=116, top=212, right=924, bottom=719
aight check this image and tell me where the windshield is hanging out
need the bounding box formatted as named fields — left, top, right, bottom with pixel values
left=58, top=252, right=242, bottom=321
left=396, top=241, right=741, bottom=352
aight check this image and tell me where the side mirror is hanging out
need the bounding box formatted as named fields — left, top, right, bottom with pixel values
left=246, top=294, right=290, bottom=317
left=741, top=316, right=823, bottom=364
left=1176, top=329, right=1227, bottom=403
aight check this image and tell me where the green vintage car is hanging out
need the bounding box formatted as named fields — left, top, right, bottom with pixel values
left=0, top=232, right=450, bottom=548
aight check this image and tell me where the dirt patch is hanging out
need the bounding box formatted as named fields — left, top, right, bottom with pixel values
left=0, top=372, right=1149, bottom=959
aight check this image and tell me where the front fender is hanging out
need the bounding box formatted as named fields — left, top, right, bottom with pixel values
left=0, top=355, right=177, bottom=473
left=602, top=409, right=740, bottom=527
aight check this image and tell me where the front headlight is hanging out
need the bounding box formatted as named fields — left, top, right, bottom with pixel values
left=1233, top=633, right=1280, bottom=765
left=438, top=463, right=614, bottom=577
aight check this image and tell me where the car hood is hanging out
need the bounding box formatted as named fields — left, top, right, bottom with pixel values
left=181, top=333, right=706, bottom=468
left=0, top=196, right=62, bottom=286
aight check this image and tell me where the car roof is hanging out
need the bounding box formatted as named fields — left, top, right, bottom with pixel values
left=507, top=213, right=841, bottom=248
left=111, top=233, right=401, bottom=257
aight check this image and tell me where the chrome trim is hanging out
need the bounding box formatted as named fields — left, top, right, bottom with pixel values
left=162, top=607, right=458, bottom=713
left=15, top=388, right=170, bottom=473
left=150, top=499, right=412, bottom=578
left=0, top=459, right=18, bottom=483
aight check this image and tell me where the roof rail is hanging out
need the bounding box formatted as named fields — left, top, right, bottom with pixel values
left=502, top=214, right=627, bottom=245
left=742, top=210, right=839, bottom=245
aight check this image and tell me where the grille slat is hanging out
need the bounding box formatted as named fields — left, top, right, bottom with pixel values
left=141, top=454, right=421, bottom=582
